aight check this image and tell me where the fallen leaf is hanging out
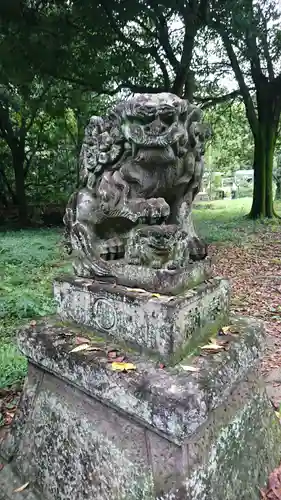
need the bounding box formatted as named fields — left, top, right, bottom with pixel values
left=107, top=350, right=118, bottom=359
left=113, top=355, right=125, bottom=363
left=111, top=362, right=136, bottom=372
left=159, top=363, right=165, bottom=369
left=151, top=293, right=161, bottom=298
left=259, top=487, right=267, bottom=499
left=221, top=325, right=232, bottom=334
left=75, top=336, right=90, bottom=345
left=271, top=487, right=281, bottom=500
left=0, top=463, right=4, bottom=471
left=70, top=343, right=90, bottom=353
left=13, top=482, right=30, bottom=493
left=180, top=365, right=199, bottom=372
left=200, top=340, right=225, bottom=353
left=30, top=320, right=36, bottom=327
left=127, top=287, right=148, bottom=294
left=84, top=346, right=102, bottom=352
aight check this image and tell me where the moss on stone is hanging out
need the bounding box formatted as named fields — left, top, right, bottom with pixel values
left=171, top=314, right=229, bottom=366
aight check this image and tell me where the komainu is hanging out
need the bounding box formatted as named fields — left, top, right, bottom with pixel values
left=64, top=93, right=209, bottom=281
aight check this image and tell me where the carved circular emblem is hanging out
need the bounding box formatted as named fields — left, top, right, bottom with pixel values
left=93, top=298, right=117, bottom=331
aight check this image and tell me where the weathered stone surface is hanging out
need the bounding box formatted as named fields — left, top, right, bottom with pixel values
left=64, top=93, right=209, bottom=283
left=69, top=256, right=212, bottom=295
left=14, top=314, right=264, bottom=444
left=0, top=364, right=43, bottom=462
left=0, top=464, right=40, bottom=500
left=185, top=389, right=281, bottom=500
left=13, top=373, right=154, bottom=500
left=1, top=314, right=281, bottom=500
left=54, top=275, right=230, bottom=361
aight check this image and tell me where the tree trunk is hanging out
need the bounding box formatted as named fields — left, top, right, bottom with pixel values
left=249, top=92, right=280, bottom=219
left=12, top=145, right=28, bottom=225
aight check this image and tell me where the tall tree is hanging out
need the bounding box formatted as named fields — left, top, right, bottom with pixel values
left=0, top=1, right=210, bottom=98
left=209, top=0, right=281, bottom=218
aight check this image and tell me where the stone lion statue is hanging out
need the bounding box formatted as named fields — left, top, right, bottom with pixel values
left=64, top=92, right=209, bottom=285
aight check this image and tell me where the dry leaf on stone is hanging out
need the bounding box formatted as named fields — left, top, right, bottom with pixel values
left=221, top=325, right=240, bottom=336
left=75, top=336, right=90, bottom=345
left=151, top=293, right=161, bottom=298
left=200, top=340, right=225, bottom=353
left=259, top=488, right=267, bottom=499
left=127, top=287, right=148, bottom=294
left=70, top=344, right=90, bottom=353
left=111, top=362, right=136, bottom=372
left=107, top=350, right=118, bottom=359
left=0, top=463, right=4, bottom=471
left=13, top=482, right=30, bottom=493
left=180, top=365, right=199, bottom=372
left=30, top=320, right=36, bottom=327
left=220, top=326, right=232, bottom=334
left=113, top=355, right=125, bottom=363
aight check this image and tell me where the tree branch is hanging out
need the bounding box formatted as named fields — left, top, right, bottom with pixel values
left=215, top=24, right=259, bottom=136
left=258, top=9, right=275, bottom=81
left=150, top=6, right=180, bottom=71
left=100, top=1, right=155, bottom=56
left=197, top=89, right=244, bottom=109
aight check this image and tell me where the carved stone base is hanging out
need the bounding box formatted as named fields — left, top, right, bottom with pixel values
left=73, top=257, right=212, bottom=295
left=54, top=275, right=230, bottom=362
left=1, top=316, right=281, bottom=500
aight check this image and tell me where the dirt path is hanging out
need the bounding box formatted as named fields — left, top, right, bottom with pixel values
left=210, top=229, right=281, bottom=407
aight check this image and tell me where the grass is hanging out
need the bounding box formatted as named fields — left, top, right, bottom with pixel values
left=0, top=197, right=280, bottom=389
left=0, top=228, right=70, bottom=389
left=194, top=197, right=281, bottom=244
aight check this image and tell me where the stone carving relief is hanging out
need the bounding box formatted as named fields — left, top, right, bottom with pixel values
left=64, top=92, right=209, bottom=282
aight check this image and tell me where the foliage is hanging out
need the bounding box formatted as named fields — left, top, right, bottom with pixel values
left=208, top=0, right=281, bottom=217
left=0, top=227, right=71, bottom=388
left=0, top=77, right=113, bottom=223
left=0, top=228, right=70, bottom=333
left=0, top=0, right=280, bottom=225
left=0, top=343, right=27, bottom=389
left=0, top=1, right=213, bottom=97
left=205, top=102, right=253, bottom=173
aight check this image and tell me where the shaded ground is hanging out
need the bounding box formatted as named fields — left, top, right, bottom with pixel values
left=210, top=232, right=281, bottom=404
left=194, top=198, right=281, bottom=407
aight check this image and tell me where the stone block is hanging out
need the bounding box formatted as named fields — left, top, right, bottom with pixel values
left=13, top=315, right=265, bottom=444
left=146, top=431, right=183, bottom=497
left=13, top=373, right=153, bottom=500
left=54, top=276, right=230, bottom=361
left=185, top=386, right=281, bottom=500
left=1, top=315, right=280, bottom=500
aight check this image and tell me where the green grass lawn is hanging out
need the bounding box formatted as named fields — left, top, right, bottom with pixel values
left=0, top=228, right=70, bottom=388
left=0, top=197, right=280, bottom=389
left=194, top=197, right=281, bottom=243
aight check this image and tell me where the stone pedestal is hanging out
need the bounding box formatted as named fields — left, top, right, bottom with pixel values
left=54, top=275, right=229, bottom=362
left=1, top=313, right=281, bottom=500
